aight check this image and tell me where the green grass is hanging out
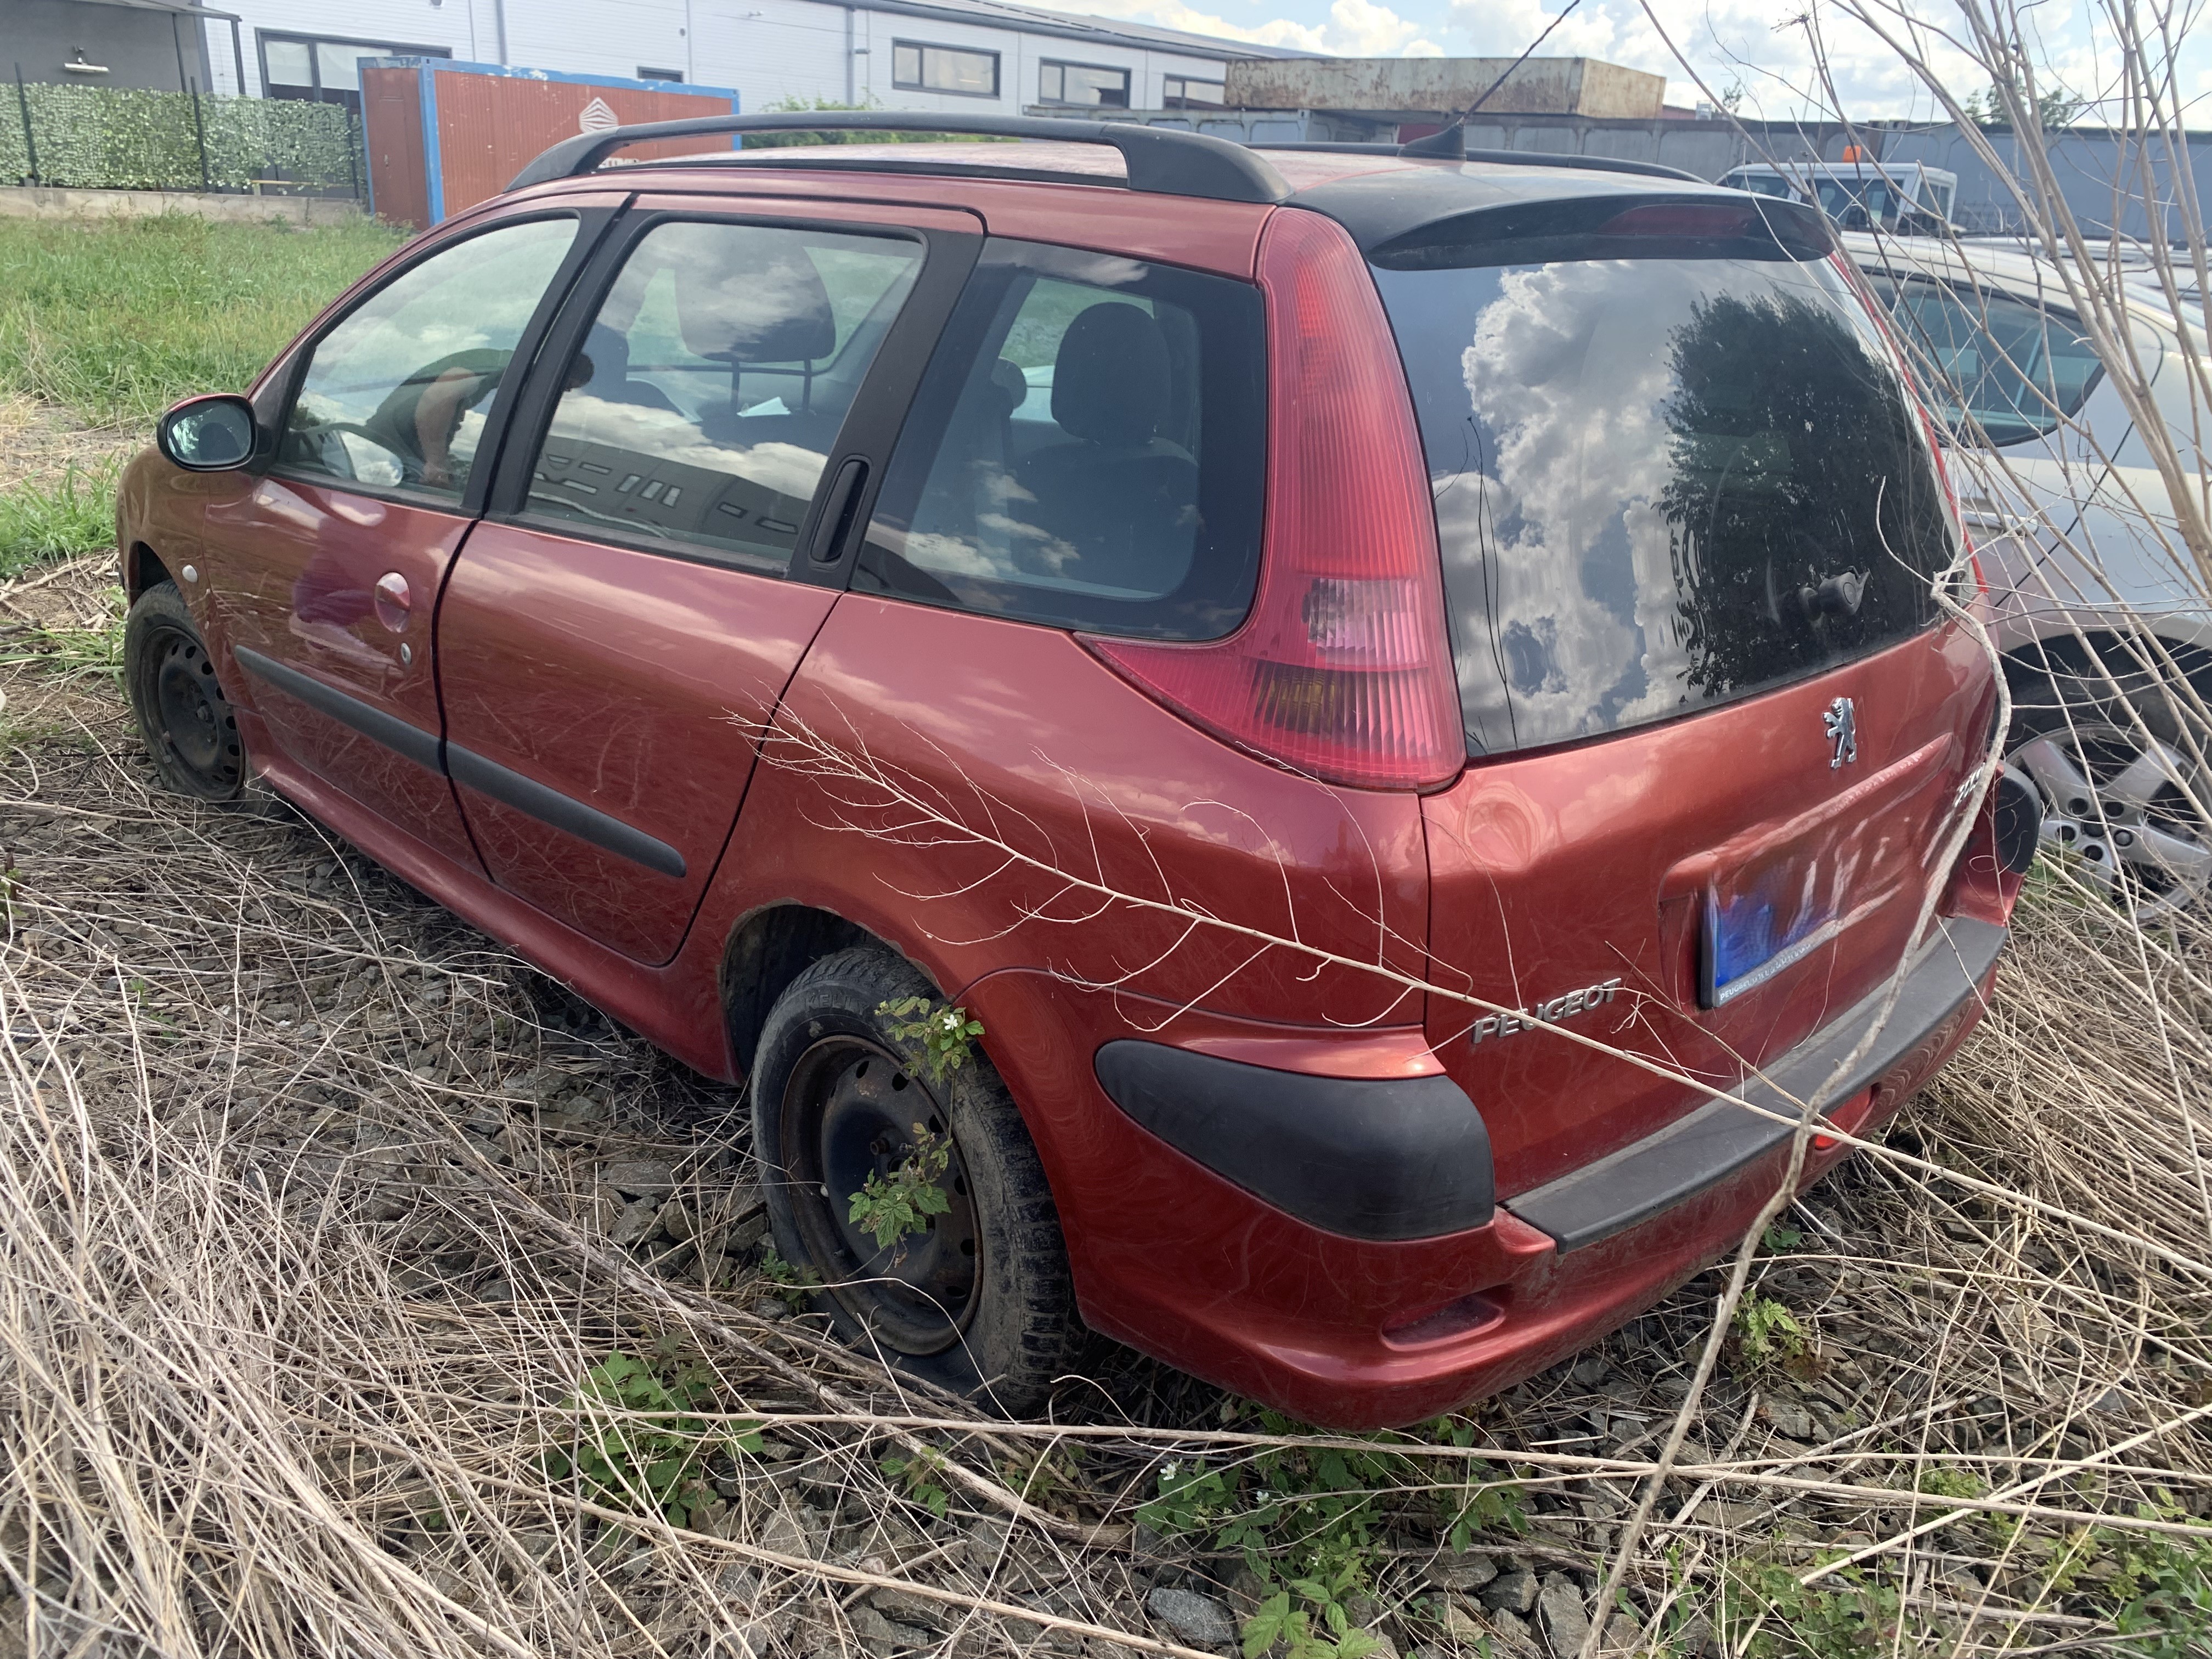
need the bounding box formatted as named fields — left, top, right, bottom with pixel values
left=0, top=458, right=122, bottom=572
left=0, top=213, right=402, bottom=430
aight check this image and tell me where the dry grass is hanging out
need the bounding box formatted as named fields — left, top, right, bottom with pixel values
left=0, top=554, right=2204, bottom=1659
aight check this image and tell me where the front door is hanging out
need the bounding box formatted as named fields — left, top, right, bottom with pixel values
left=434, top=199, right=977, bottom=963
left=206, top=208, right=603, bottom=866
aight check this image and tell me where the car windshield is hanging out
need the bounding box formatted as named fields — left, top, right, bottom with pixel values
left=1372, top=203, right=1961, bottom=758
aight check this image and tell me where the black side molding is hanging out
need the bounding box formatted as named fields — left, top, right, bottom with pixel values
left=1093, top=1041, right=1493, bottom=1242
left=233, top=645, right=685, bottom=881
left=447, top=744, right=686, bottom=879
left=234, top=647, right=442, bottom=772
left=1508, top=917, right=2007, bottom=1254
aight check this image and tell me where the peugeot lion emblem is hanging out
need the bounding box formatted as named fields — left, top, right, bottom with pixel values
left=1824, top=697, right=1859, bottom=769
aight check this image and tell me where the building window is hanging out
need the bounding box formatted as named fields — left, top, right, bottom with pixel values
left=637, top=66, right=685, bottom=82
left=260, top=32, right=448, bottom=112
left=1038, top=60, right=1130, bottom=108
left=1163, top=76, right=1225, bottom=109
left=890, top=41, right=1000, bottom=98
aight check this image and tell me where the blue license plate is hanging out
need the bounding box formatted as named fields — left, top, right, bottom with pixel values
left=1702, top=848, right=1858, bottom=1007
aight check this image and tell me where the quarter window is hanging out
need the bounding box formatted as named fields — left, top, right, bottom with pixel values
left=857, top=239, right=1265, bottom=638
left=522, top=219, right=922, bottom=572
left=1038, top=61, right=1130, bottom=108
left=1867, top=275, right=2103, bottom=447
left=278, top=215, right=579, bottom=500
left=1163, top=76, right=1225, bottom=108
left=891, top=41, right=999, bottom=98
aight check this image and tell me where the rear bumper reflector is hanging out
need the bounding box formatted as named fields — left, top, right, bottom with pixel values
left=1508, top=916, right=2007, bottom=1253
left=1093, top=1040, right=1494, bottom=1241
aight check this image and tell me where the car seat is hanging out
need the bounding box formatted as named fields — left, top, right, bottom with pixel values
left=1018, top=302, right=1200, bottom=595
left=578, top=323, right=682, bottom=414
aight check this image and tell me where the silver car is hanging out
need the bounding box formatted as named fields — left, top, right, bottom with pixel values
left=1847, top=233, right=2211, bottom=915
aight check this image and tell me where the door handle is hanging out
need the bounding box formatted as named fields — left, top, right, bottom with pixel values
left=807, top=458, right=870, bottom=565
left=374, top=571, right=411, bottom=633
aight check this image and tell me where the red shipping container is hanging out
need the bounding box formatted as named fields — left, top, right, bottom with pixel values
left=362, top=58, right=738, bottom=229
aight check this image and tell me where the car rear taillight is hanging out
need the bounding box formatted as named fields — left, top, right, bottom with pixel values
left=1597, top=202, right=1759, bottom=239
left=1081, top=210, right=1462, bottom=792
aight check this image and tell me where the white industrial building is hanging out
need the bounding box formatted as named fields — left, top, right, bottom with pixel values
left=187, top=0, right=1306, bottom=121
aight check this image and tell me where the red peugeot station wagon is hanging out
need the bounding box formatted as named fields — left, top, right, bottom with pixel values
left=119, top=113, right=2033, bottom=1429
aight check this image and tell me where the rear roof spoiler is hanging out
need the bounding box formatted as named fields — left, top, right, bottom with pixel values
left=507, top=111, right=1293, bottom=205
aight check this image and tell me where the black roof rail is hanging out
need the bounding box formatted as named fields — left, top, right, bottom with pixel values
left=1253, top=129, right=1704, bottom=184
left=507, top=111, right=1292, bottom=205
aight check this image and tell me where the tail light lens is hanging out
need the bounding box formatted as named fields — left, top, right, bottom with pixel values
left=1081, top=210, right=1463, bottom=792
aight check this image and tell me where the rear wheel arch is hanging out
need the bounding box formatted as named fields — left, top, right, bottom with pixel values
left=720, top=902, right=874, bottom=1076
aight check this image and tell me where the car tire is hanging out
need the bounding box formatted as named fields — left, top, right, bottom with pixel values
left=2004, top=633, right=2212, bottom=917
left=124, top=581, right=248, bottom=803
left=751, top=944, right=1081, bottom=1414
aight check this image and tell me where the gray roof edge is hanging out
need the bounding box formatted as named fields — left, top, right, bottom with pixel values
left=847, top=0, right=1317, bottom=61
left=69, top=0, right=245, bottom=18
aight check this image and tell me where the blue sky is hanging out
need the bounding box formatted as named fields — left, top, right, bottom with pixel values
left=1076, top=0, right=2212, bottom=125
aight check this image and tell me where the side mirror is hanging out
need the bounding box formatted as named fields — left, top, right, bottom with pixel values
left=157, top=394, right=258, bottom=472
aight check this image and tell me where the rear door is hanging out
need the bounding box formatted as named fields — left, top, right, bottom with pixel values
left=433, top=196, right=979, bottom=964
left=1366, top=198, right=1994, bottom=1198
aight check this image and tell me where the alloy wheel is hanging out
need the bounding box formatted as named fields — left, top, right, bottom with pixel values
left=2010, top=721, right=2212, bottom=919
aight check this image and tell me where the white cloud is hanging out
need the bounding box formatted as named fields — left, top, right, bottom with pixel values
left=1075, top=0, right=2206, bottom=123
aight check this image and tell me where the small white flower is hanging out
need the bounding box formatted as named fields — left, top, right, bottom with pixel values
left=939, top=1010, right=962, bottom=1031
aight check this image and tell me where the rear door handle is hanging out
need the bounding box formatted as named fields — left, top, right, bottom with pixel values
left=807, top=458, right=870, bottom=565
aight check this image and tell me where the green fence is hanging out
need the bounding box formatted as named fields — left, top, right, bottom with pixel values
left=1, top=83, right=361, bottom=194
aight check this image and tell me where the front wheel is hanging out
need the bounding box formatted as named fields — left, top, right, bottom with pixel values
left=751, top=945, right=1080, bottom=1414
left=124, top=582, right=246, bottom=801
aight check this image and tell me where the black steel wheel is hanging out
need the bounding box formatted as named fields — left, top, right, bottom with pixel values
left=125, top=582, right=245, bottom=801
left=751, top=944, right=1080, bottom=1413
left=779, top=1032, right=981, bottom=1353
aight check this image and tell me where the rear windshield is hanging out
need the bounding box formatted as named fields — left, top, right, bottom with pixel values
left=1370, top=200, right=1962, bottom=758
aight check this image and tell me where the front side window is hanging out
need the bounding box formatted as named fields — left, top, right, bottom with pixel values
left=522, top=219, right=922, bottom=572
left=1867, top=275, right=2103, bottom=447
left=891, top=41, right=998, bottom=97
left=857, top=239, right=1265, bottom=637
left=1163, top=76, right=1225, bottom=108
left=1039, top=61, right=1130, bottom=108
left=1373, top=198, right=1961, bottom=758
left=279, top=215, right=579, bottom=500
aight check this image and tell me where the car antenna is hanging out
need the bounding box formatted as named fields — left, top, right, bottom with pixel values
left=1402, top=0, right=1582, bottom=162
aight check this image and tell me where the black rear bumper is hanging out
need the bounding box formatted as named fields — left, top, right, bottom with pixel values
left=1508, top=916, right=2007, bottom=1253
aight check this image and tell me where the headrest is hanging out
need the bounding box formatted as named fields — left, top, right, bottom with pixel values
left=1051, top=303, right=1170, bottom=447
left=674, top=242, right=837, bottom=364
left=580, top=321, right=630, bottom=385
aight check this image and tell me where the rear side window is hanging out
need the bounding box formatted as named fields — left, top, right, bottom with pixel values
left=855, top=239, right=1266, bottom=640
left=523, top=219, right=921, bottom=571
left=1372, top=198, right=1961, bottom=758
left=1864, top=274, right=2102, bottom=446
